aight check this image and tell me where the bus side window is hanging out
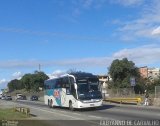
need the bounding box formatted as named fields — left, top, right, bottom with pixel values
left=55, top=79, right=62, bottom=88
left=48, top=85, right=51, bottom=89
left=62, top=77, right=66, bottom=88
left=70, top=84, right=74, bottom=93
left=66, top=88, right=70, bottom=95
left=66, top=77, right=70, bottom=88
left=62, top=77, right=70, bottom=88
left=62, top=77, right=70, bottom=95
left=51, top=80, right=56, bottom=89
left=69, top=77, right=74, bottom=84
left=45, top=85, right=50, bottom=89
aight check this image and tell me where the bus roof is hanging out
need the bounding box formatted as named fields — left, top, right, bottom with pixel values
left=45, top=72, right=98, bottom=82
left=69, top=72, right=97, bottom=79
left=45, top=74, right=72, bottom=81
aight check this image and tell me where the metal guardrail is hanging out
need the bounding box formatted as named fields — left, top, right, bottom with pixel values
left=14, top=107, right=30, bottom=116
left=104, top=97, right=142, bottom=105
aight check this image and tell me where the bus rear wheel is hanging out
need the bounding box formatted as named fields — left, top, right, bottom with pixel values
left=69, top=101, right=74, bottom=111
left=49, top=99, right=53, bottom=108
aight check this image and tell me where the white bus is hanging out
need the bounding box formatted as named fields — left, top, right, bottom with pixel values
left=44, top=72, right=103, bottom=110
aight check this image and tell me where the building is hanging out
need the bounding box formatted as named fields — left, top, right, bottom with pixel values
left=139, top=66, right=148, bottom=79
left=148, top=68, right=160, bottom=80
left=97, top=75, right=110, bottom=98
left=139, top=66, right=160, bottom=81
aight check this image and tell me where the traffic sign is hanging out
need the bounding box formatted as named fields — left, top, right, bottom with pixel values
left=130, top=77, right=136, bottom=86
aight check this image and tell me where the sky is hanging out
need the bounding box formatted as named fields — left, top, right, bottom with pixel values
left=0, top=0, right=160, bottom=90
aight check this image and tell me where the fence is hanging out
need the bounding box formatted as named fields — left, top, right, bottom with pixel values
left=155, top=86, right=160, bottom=98
left=14, top=107, right=30, bottom=116
left=107, top=88, right=135, bottom=98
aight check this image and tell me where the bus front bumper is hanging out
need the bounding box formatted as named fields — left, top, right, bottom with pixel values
left=77, top=100, right=103, bottom=108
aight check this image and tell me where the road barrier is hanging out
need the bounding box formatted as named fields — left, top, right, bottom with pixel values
left=104, top=97, right=142, bottom=105
left=14, top=107, right=30, bottom=116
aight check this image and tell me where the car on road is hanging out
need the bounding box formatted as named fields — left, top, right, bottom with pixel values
left=20, top=95, right=27, bottom=100
left=16, top=93, right=22, bottom=100
left=30, top=95, right=38, bottom=101
left=5, top=95, right=12, bottom=100
left=16, top=95, right=27, bottom=100
left=1, top=95, right=6, bottom=100
left=0, top=94, right=2, bottom=99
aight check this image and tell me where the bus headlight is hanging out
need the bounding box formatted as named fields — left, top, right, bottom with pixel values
left=81, top=99, right=101, bottom=103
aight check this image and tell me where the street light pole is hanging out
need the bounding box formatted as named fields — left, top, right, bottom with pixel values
left=39, top=64, right=41, bottom=72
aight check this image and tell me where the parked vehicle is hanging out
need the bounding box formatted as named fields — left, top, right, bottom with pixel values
left=20, top=95, right=27, bottom=100
left=16, top=93, right=22, bottom=100
left=16, top=94, right=27, bottom=100
left=5, top=95, right=12, bottom=100
left=1, top=95, right=6, bottom=100
left=30, top=95, right=38, bottom=101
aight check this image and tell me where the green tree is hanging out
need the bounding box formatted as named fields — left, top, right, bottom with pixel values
left=8, top=71, right=49, bottom=92
left=21, top=74, right=32, bottom=91
left=109, top=58, right=140, bottom=88
left=31, top=71, right=49, bottom=92
left=147, top=76, right=160, bottom=93
left=134, top=77, right=146, bottom=94
left=21, top=71, right=49, bottom=92
left=8, top=79, right=24, bottom=92
left=8, top=81, right=14, bottom=92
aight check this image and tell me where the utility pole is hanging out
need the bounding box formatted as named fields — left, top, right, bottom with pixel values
left=39, top=64, right=41, bottom=72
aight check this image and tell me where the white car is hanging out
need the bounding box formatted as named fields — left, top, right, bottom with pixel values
left=16, top=93, right=22, bottom=100
left=1, top=96, right=6, bottom=100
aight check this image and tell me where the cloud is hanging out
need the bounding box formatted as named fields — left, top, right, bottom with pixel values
left=82, top=0, right=94, bottom=8
left=0, top=72, right=23, bottom=90
left=152, top=26, right=160, bottom=36
left=0, top=79, right=8, bottom=84
left=72, top=0, right=105, bottom=9
left=0, top=45, right=160, bottom=69
left=12, top=71, right=23, bottom=80
left=55, top=57, right=112, bottom=67
left=112, top=0, right=160, bottom=41
left=71, top=0, right=144, bottom=13
left=113, top=45, right=160, bottom=65
left=0, top=57, right=112, bottom=69
left=70, top=0, right=109, bottom=19
left=0, top=79, right=9, bottom=90
left=47, top=70, right=66, bottom=79
left=0, top=59, right=41, bottom=68
left=110, top=0, right=144, bottom=6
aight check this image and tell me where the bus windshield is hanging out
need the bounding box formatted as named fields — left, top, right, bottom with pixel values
left=77, top=78, right=102, bottom=100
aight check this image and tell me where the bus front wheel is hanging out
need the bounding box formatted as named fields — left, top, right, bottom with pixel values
left=69, top=101, right=74, bottom=111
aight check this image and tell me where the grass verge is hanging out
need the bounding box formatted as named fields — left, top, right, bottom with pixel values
left=0, top=108, right=29, bottom=120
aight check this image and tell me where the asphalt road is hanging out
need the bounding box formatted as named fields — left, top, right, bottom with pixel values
left=1, top=100, right=160, bottom=126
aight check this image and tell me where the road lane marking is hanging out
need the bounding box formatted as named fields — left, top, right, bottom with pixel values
left=21, top=104, right=83, bottom=120
left=88, top=115, right=102, bottom=119
left=72, top=113, right=81, bottom=116
left=16, top=102, right=101, bottom=125
left=13, top=101, right=115, bottom=120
